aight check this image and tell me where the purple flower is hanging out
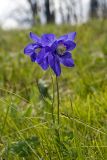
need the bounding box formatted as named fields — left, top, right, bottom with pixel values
left=39, top=32, right=76, bottom=76
left=24, top=32, right=55, bottom=70
left=48, top=40, right=76, bottom=76
left=24, top=32, right=76, bottom=76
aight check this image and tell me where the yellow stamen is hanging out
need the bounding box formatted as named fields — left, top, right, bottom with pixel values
left=57, top=44, right=66, bottom=55
left=35, top=48, right=41, bottom=54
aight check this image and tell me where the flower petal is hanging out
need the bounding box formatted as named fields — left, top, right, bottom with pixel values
left=24, top=43, right=35, bottom=56
left=58, top=34, right=68, bottom=41
left=67, top=32, right=76, bottom=41
left=39, top=58, right=49, bottom=70
left=36, top=48, right=45, bottom=63
left=41, top=34, right=56, bottom=46
left=62, top=52, right=72, bottom=58
left=51, top=41, right=58, bottom=52
left=44, top=46, right=51, bottom=58
left=48, top=54, right=61, bottom=76
left=60, top=53, right=74, bottom=67
left=36, top=47, right=50, bottom=63
left=30, top=52, right=37, bottom=62
left=64, top=40, right=76, bottom=51
left=30, top=32, right=41, bottom=42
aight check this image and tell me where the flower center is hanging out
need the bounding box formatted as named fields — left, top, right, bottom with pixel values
left=35, top=47, right=41, bottom=54
left=57, top=44, right=66, bottom=55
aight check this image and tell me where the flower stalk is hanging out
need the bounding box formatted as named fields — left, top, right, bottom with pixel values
left=56, top=76, right=60, bottom=125
left=24, top=31, right=76, bottom=126
left=51, top=75, right=55, bottom=123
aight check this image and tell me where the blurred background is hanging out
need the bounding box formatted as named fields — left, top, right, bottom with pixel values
left=0, top=1, right=107, bottom=159
left=0, top=0, right=107, bottom=29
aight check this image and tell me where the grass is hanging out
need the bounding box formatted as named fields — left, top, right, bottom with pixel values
left=0, top=20, right=107, bottom=159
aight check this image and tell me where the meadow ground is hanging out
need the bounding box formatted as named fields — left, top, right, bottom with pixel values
left=0, top=20, right=107, bottom=159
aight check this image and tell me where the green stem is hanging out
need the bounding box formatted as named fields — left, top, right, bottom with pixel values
left=51, top=75, right=55, bottom=123
left=56, top=76, right=60, bottom=125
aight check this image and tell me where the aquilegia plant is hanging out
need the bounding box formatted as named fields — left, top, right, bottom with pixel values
left=24, top=32, right=76, bottom=125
